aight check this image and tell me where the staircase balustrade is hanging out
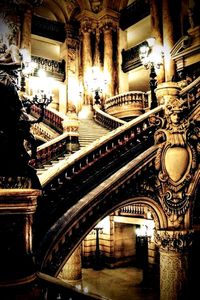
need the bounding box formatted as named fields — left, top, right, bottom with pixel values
left=31, top=105, right=64, bottom=133
left=93, top=105, right=126, bottom=129
left=104, top=91, right=148, bottom=119
left=29, top=133, right=73, bottom=169
left=118, top=204, right=145, bottom=216
left=34, top=106, right=164, bottom=245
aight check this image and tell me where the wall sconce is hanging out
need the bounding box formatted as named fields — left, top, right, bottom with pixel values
left=139, top=38, right=164, bottom=109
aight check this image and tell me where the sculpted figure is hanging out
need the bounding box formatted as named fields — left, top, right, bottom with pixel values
left=0, top=37, right=40, bottom=188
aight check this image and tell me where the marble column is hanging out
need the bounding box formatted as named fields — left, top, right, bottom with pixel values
left=150, top=0, right=165, bottom=84
left=155, top=229, right=193, bottom=300
left=162, top=0, right=176, bottom=81
left=94, top=27, right=101, bottom=68
left=20, top=9, right=32, bottom=53
left=60, top=245, right=82, bottom=282
left=82, top=26, right=93, bottom=105
left=103, top=25, right=114, bottom=99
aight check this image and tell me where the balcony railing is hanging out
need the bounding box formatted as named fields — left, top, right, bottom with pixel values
left=32, top=15, right=65, bottom=42
left=31, top=55, right=65, bottom=82
left=121, top=40, right=148, bottom=73
left=120, top=0, right=150, bottom=30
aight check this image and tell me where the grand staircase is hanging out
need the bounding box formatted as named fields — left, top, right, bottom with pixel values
left=78, top=119, right=110, bottom=149
left=35, top=118, right=110, bottom=176
left=32, top=77, right=200, bottom=277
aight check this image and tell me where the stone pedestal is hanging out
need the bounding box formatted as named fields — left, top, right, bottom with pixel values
left=0, top=189, right=40, bottom=287
left=155, top=82, right=181, bottom=105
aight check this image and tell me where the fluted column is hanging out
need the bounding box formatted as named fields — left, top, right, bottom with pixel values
left=20, top=9, right=32, bottom=53
left=60, top=245, right=82, bottom=282
left=94, top=27, right=101, bottom=68
left=81, top=21, right=93, bottom=105
left=155, top=230, right=193, bottom=300
left=150, top=0, right=165, bottom=83
left=103, top=24, right=114, bottom=99
left=162, top=0, right=176, bottom=81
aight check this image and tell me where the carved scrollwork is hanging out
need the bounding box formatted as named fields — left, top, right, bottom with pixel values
left=153, top=94, right=199, bottom=226
left=154, top=229, right=194, bottom=252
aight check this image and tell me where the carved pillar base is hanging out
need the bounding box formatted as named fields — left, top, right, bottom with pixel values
left=0, top=189, right=40, bottom=287
left=155, top=82, right=181, bottom=105
left=156, top=230, right=193, bottom=300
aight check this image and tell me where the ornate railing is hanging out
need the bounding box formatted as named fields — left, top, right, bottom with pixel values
left=32, top=15, right=65, bottom=42
left=31, top=55, right=65, bottom=82
left=31, top=106, right=64, bottom=133
left=29, top=133, right=73, bottom=169
left=104, top=91, right=148, bottom=119
left=121, top=41, right=148, bottom=73
left=34, top=106, right=164, bottom=248
left=29, top=107, right=79, bottom=167
left=118, top=204, right=145, bottom=216
left=119, top=0, right=150, bottom=30
left=93, top=105, right=126, bottom=129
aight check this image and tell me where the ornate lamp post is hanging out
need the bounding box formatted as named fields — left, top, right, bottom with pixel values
left=85, top=66, right=107, bottom=106
left=139, top=38, right=164, bottom=109
left=93, top=225, right=103, bottom=270
left=136, top=224, right=154, bottom=286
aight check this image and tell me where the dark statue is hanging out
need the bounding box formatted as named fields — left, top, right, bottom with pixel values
left=0, top=39, right=41, bottom=188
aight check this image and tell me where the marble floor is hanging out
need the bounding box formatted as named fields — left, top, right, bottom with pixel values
left=70, top=267, right=160, bottom=300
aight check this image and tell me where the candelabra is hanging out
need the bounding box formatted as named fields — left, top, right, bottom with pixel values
left=85, top=66, right=107, bottom=106
left=139, top=38, right=164, bottom=109
left=136, top=224, right=154, bottom=286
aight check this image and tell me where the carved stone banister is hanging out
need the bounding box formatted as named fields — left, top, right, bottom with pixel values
left=180, top=75, right=200, bottom=97
left=31, top=106, right=65, bottom=133
left=104, top=91, right=148, bottom=119
left=37, top=145, right=159, bottom=274
left=29, top=133, right=74, bottom=169
left=39, top=105, right=164, bottom=187
left=119, top=204, right=145, bottom=216
left=93, top=105, right=126, bottom=129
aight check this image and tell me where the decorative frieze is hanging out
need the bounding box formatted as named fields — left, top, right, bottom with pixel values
left=155, top=229, right=193, bottom=252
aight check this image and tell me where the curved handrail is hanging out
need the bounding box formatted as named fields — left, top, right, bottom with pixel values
left=39, top=105, right=164, bottom=187
left=37, top=145, right=164, bottom=275
left=180, top=75, right=200, bottom=97
left=93, top=104, right=126, bottom=129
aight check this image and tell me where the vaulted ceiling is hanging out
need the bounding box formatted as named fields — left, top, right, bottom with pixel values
left=33, top=0, right=129, bottom=23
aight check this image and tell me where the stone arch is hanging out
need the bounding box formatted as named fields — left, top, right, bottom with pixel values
left=38, top=193, right=165, bottom=276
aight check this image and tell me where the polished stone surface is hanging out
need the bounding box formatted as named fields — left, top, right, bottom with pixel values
left=69, top=267, right=160, bottom=300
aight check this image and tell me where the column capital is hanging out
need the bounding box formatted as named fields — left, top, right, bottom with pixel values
left=79, top=17, right=96, bottom=34
left=155, top=229, right=194, bottom=252
left=99, top=15, right=118, bottom=32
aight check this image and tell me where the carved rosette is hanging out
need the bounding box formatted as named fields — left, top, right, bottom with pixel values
left=152, top=95, right=199, bottom=226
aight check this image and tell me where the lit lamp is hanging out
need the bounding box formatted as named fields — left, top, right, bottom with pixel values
left=139, top=38, right=164, bottom=109
left=20, top=67, right=53, bottom=123
left=86, top=66, right=107, bottom=106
